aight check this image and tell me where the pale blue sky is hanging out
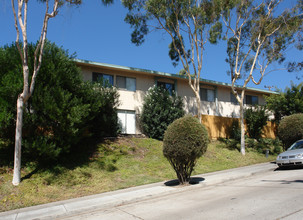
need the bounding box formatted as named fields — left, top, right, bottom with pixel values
left=0, top=0, right=301, bottom=91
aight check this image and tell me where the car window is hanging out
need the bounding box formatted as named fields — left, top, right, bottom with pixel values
left=288, top=140, right=303, bottom=150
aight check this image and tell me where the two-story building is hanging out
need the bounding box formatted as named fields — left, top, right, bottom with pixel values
left=76, top=59, right=277, bottom=138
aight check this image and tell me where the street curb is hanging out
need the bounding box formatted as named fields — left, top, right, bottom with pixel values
left=0, top=162, right=277, bottom=220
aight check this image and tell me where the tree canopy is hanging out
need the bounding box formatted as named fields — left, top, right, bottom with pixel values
left=219, top=0, right=302, bottom=155
left=123, top=0, right=222, bottom=121
left=266, top=83, right=303, bottom=123
left=0, top=42, right=119, bottom=163
left=10, top=0, right=115, bottom=185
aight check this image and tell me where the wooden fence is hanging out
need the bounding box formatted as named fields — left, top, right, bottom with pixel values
left=201, top=114, right=276, bottom=140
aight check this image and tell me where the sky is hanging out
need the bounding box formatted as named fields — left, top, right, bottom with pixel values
left=0, top=0, right=302, bottom=92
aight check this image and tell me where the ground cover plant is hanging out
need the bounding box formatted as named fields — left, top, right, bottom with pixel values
left=0, top=137, right=277, bottom=212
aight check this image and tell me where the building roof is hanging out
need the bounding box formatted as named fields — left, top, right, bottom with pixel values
left=75, top=59, right=278, bottom=95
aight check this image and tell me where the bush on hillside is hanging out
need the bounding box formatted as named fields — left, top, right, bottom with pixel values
left=244, top=106, right=268, bottom=139
left=278, top=113, right=303, bottom=149
left=163, top=115, right=208, bottom=184
left=0, top=42, right=119, bottom=162
left=228, top=119, right=241, bottom=141
left=141, top=85, right=184, bottom=140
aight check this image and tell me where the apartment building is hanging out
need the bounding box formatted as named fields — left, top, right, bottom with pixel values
left=76, top=59, right=276, bottom=136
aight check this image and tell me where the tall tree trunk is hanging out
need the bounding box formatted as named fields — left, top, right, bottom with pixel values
left=11, top=0, right=60, bottom=185
left=196, top=96, right=202, bottom=123
left=12, top=95, right=24, bottom=185
left=240, top=102, right=245, bottom=155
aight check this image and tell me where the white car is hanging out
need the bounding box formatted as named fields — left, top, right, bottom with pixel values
left=276, top=139, right=303, bottom=167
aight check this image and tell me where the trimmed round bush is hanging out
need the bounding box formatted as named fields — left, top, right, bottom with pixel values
left=278, top=113, right=303, bottom=148
left=163, top=115, right=209, bottom=184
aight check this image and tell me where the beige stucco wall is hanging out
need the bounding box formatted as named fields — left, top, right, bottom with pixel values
left=80, top=65, right=155, bottom=134
left=79, top=63, right=270, bottom=134
left=81, top=65, right=153, bottom=114
left=177, top=80, right=239, bottom=117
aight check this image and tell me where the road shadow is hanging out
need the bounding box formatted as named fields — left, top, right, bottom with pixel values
left=262, top=165, right=303, bottom=185
left=164, top=177, right=205, bottom=187
left=262, top=179, right=303, bottom=184
left=274, top=165, right=303, bottom=171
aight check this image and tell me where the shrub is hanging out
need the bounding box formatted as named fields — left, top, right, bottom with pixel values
left=278, top=113, right=303, bottom=149
left=141, top=86, right=185, bottom=140
left=163, top=115, right=208, bottom=184
left=229, top=119, right=241, bottom=141
left=245, top=137, right=282, bottom=154
left=255, top=138, right=271, bottom=154
left=88, top=85, right=120, bottom=138
left=0, top=42, right=119, bottom=162
left=245, top=138, right=257, bottom=148
left=244, top=106, right=268, bottom=139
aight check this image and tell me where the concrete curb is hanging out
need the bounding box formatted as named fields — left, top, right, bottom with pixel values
left=0, top=162, right=277, bottom=220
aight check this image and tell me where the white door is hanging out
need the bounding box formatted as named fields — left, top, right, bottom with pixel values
left=117, top=110, right=136, bottom=134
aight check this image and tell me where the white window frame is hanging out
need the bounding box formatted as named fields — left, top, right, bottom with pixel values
left=118, top=110, right=136, bottom=134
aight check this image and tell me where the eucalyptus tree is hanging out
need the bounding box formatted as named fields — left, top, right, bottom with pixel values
left=122, top=0, right=222, bottom=122
left=10, top=0, right=112, bottom=186
left=287, top=0, right=303, bottom=79
left=219, top=0, right=301, bottom=155
left=266, top=83, right=303, bottom=123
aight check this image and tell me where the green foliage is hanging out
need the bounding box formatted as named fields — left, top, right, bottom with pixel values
left=141, top=86, right=184, bottom=140
left=123, top=0, right=223, bottom=123
left=163, top=115, right=209, bottom=184
left=245, top=138, right=257, bottom=149
left=244, top=106, right=268, bottom=139
left=255, top=138, right=282, bottom=154
left=219, top=138, right=240, bottom=151
left=122, top=0, right=222, bottom=65
left=88, top=85, right=120, bottom=138
left=220, top=137, right=282, bottom=155
left=0, top=42, right=119, bottom=162
left=278, top=113, right=303, bottom=149
left=222, top=0, right=301, bottom=82
left=209, top=21, right=222, bottom=44
left=228, top=119, right=241, bottom=141
left=39, top=0, right=114, bottom=7
left=0, top=45, right=23, bottom=139
left=255, top=138, right=271, bottom=154
left=265, top=83, right=303, bottom=123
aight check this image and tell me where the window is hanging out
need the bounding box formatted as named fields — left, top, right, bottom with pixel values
left=157, top=81, right=175, bottom=95
left=201, top=88, right=215, bottom=102
left=92, top=72, right=113, bottom=87
left=246, top=95, right=258, bottom=105
left=116, top=76, right=136, bottom=91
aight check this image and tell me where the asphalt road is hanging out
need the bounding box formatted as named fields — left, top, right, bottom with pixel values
left=63, top=167, right=303, bottom=220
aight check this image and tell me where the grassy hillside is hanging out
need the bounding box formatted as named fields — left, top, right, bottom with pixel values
left=0, top=137, right=276, bottom=212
